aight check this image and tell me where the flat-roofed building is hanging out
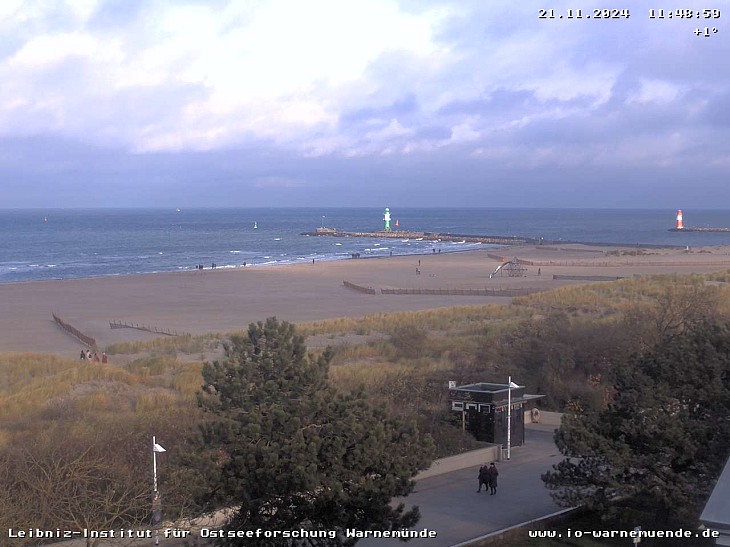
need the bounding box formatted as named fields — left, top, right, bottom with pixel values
left=449, top=382, right=544, bottom=447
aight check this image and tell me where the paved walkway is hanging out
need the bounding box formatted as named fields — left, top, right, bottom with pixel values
left=359, top=424, right=563, bottom=547
left=38, top=425, right=562, bottom=547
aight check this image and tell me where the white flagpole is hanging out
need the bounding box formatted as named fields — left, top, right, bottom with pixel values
left=153, top=436, right=158, bottom=493
left=507, top=377, right=512, bottom=460
left=151, top=436, right=166, bottom=546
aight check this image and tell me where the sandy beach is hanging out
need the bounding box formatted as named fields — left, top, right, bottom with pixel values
left=3, top=244, right=730, bottom=355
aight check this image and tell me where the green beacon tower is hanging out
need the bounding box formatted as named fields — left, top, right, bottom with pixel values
left=383, top=207, right=391, bottom=231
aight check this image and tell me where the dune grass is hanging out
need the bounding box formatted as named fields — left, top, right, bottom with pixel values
left=2, top=271, right=727, bottom=456
left=0, top=351, right=203, bottom=451
left=105, top=332, right=224, bottom=355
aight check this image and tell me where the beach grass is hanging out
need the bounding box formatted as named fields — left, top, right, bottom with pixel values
left=0, top=352, right=202, bottom=451
left=105, top=332, right=223, bottom=355
left=1, top=270, right=728, bottom=458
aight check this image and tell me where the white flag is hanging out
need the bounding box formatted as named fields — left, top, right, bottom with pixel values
left=153, top=443, right=166, bottom=453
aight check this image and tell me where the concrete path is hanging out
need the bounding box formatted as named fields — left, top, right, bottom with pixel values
left=359, top=424, right=564, bottom=547
left=36, top=425, right=562, bottom=547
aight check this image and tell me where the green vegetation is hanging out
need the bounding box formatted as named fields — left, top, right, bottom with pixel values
left=0, top=272, right=728, bottom=540
left=543, top=322, right=730, bottom=527
left=190, top=318, right=434, bottom=545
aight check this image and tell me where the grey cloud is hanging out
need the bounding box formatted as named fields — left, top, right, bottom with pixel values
left=700, top=92, right=730, bottom=127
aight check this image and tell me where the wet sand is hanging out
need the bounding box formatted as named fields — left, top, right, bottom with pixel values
left=3, top=244, right=730, bottom=354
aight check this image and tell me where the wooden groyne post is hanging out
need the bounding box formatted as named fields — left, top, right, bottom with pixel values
left=52, top=313, right=96, bottom=347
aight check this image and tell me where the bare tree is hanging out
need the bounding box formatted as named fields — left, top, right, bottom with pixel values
left=1, top=437, right=149, bottom=547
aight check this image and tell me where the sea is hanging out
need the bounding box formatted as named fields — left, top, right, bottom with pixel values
left=2, top=207, right=730, bottom=284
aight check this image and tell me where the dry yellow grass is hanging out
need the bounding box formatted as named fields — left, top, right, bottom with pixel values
left=2, top=270, right=727, bottom=453
left=0, top=352, right=204, bottom=451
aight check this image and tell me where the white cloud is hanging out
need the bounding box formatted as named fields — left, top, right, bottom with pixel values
left=449, top=122, right=479, bottom=143
left=64, top=0, right=97, bottom=23
left=0, top=0, right=25, bottom=20
left=627, top=79, right=681, bottom=105
left=0, top=0, right=726, bottom=186
left=529, top=63, right=619, bottom=104
left=8, top=32, right=99, bottom=67
left=0, top=0, right=455, bottom=152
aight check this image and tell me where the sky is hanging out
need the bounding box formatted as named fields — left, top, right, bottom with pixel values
left=0, top=0, right=728, bottom=208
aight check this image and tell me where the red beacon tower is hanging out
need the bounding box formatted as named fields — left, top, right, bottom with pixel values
left=676, top=209, right=684, bottom=230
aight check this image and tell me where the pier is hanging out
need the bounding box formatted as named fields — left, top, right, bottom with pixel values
left=301, top=228, right=535, bottom=246
left=669, top=210, right=730, bottom=232
left=669, top=227, right=730, bottom=233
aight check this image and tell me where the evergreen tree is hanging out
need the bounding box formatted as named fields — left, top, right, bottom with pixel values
left=193, top=317, right=434, bottom=546
left=542, top=322, right=730, bottom=525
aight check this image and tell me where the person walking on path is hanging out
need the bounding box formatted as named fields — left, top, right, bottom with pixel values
left=80, top=349, right=86, bottom=360
left=477, top=464, right=489, bottom=493
left=101, top=352, right=108, bottom=364
left=488, top=462, right=499, bottom=495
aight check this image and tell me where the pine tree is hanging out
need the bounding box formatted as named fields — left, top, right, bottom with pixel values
left=542, top=322, right=730, bottom=525
left=193, top=317, right=434, bottom=546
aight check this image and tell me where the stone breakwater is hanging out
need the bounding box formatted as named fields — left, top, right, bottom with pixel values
left=301, top=228, right=534, bottom=246
left=669, top=227, right=730, bottom=232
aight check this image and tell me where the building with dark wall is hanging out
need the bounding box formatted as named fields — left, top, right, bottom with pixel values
left=449, top=382, right=544, bottom=447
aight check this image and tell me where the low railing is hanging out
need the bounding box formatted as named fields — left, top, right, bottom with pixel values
left=342, top=281, right=377, bottom=295
left=380, top=287, right=541, bottom=296
left=109, top=320, right=181, bottom=336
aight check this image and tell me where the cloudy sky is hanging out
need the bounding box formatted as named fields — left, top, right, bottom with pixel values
left=1, top=0, right=728, bottom=208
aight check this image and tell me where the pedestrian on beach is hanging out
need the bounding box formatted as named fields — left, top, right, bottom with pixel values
left=488, top=463, right=499, bottom=495
left=477, top=464, right=489, bottom=493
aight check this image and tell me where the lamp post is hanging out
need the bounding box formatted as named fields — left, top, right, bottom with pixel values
left=152, top=437, right=166, bottom=546
left=506, top=377, right=519, bottom=460
left=321, top=215, right=325, bottom=229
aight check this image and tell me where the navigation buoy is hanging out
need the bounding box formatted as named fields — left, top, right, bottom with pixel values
left=395, top=219, right=399, bottom=228
left=254, top=221, right=258, bottom=229
left=676, top=209, right=684, bottom=230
